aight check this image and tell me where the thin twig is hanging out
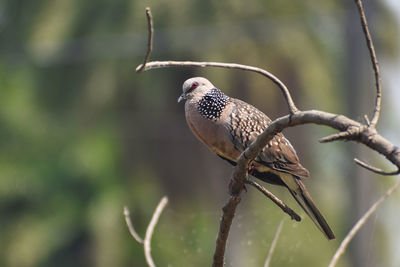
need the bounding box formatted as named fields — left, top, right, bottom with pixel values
left=319, top=131, right=355, bottom=143
left=354, top=0, right=382, bottom=127
left=136, top=7, right=153, bottom=73
left=124, top=206, right=144, bottom=244
left=246, top=179, right=301, bottom=221
left=319, top=126, right=363, bottom=143
left=354, top=158, right=400, bottom=176
left=144, top=197, right=168, bottom=267
left=264, top=219, right=284, bottom=267
left=124, top=196, right=169, bottom=267
left=136, top=60, right=299, bottom=114
left=212, top=196, right=241, bottom=267
left=328, top=181, right=400, bottom=267
left=363, top=114, right=370, bottom=126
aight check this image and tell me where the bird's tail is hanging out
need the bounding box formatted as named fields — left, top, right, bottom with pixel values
left=280, top=173, right=335, bottom=240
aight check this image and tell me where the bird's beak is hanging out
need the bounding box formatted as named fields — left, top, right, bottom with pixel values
left=177, top=92, right=186, bottom=103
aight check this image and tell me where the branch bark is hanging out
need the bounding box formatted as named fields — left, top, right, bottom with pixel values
left=213, top=196, right=241, bottom=267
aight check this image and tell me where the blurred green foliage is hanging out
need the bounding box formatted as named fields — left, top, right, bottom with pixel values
left=0, top=0, right=399, bottom=266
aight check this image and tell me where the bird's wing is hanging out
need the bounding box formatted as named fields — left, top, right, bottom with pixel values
left=228, top=98, right=309, bottom=178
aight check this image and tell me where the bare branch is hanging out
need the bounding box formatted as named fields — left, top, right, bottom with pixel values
left=245, top=110, right=400, bottom=170
left=264, top=219, right=284, bottom=267
left=144, top=196, right=168, bottom=267
left=354, top=0, right=382, bottom=127
left=246, top=179, right=301, bottom=221
left=363, top=114, right=370, bottom=126
left=212, top=108, right=399, bottom=266
left=319, top=125, right=364, bottom=143
left=124, top=206, right=144, bottom=244
left=213, top=196, right=241, bottom=267
left=124, top=196, right=169, bottom=267
left=136, top=7, right=153, bottom=73
left=319, top=131, right=355, bottom=143
left=328, top=181, right=400, bottom=267
left=354, top=158, right=400, bottom=176
left=136, top=60, right=299, bottom=114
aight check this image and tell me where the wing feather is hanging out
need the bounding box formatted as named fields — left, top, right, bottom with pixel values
left=228, top=98, right=309, bottom=178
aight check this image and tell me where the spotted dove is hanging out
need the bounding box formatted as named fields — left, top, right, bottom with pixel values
left=178, top=77, right=335, bottom=240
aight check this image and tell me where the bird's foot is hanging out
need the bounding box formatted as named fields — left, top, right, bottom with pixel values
left=248, top=165, right=256, bottom=175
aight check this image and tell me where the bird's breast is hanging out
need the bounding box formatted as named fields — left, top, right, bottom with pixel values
left=185, top=101, right=240, bottom=162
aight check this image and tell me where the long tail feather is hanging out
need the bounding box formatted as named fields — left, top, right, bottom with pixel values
left=281, top=173, right=335, bottom=240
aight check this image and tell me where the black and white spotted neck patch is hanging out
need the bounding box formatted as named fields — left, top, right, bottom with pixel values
left=197, top=88, right=229, bottom=120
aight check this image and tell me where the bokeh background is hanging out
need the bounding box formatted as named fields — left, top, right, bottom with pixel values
left=1, top=0, right=400, bottom=266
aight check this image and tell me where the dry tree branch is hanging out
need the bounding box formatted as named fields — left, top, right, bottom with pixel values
left=354, top=0, right=382, bottom=127
left=213, top=147, right=301, bottom=266
left=328, top=181, right=400, bottom=267
left=144, top=197, right=169, bottom=267
left=124, top=196, right=169, bottom=267
left=135, top=59, right=398, bottom=172
left=134, top=1, right=400, bottom=266
left=124, top=206, right=144, bottom=244
left=249, top=111, right=400, bottom=169
left=317, top=0, right=382, bottom=147
left=136, top=7, right=153, bottom=73
left=354, top=158, right=400, bottom=176
left=136, top=61, right=298, bottom=114
left=213, top=196, right=241, bottom=267
left=211, top=109, right=400, bottom=266
left=246, top=179, right=301, bottom=221
left=134, top=63, right=400, bottom=266
left=133, top=9, right=299, bottom=266
left=264, top=219, right=284, bottom=267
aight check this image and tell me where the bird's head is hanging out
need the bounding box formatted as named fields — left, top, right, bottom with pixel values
left=178, top=77, right=214, bottom=103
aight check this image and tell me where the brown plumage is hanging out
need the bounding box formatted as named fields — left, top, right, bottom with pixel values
left=178, top=77, right=335, bottom=240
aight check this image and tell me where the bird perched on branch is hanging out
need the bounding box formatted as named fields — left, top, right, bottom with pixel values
left=178, top=77, right=335, bottom=240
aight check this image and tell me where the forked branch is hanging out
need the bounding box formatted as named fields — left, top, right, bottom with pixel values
left=354, top=0, right=382, bottom=127
left=124, top=196, right=169, bottom=267
left=136, top=7, right=153, bottom=73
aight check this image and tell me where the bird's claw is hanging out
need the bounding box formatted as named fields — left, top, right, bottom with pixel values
left=248, top=165, right=256, bottom=175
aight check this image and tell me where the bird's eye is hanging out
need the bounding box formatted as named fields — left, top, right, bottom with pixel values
left=191, top=82, right=199, bottom=89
